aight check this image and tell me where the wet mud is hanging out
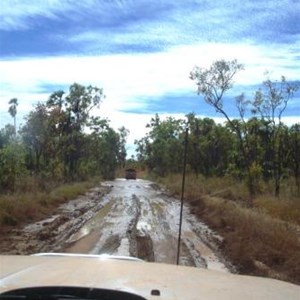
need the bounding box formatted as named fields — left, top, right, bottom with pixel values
left=0, top=179, right=233, bottom=272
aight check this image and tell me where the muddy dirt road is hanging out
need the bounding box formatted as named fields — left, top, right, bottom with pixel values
left=1, top=179, right=231, bottom=272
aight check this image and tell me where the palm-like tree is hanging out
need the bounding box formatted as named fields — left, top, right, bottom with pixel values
left=8, top=98, right=18, bottom=135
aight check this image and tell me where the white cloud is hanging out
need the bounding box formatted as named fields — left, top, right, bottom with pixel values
left=0, top=0, right=100, bottom=30
left=1, top=41, right=298, bottom=99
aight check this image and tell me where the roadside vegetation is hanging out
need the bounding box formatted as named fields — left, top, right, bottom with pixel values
left=0, top=180, right=98, bottom=227
left=135, top=60, right=300, bottom=284
left=136, top=60, right=300, bottom=200
left=156, top=174, right=300, bottom=284
left=0, top=83, right=128, bottom=227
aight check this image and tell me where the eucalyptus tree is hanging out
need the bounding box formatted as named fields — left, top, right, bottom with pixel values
left=85, top=116, right=121, bottom=179
left=21, top=103, right=50, bottom=173
left=20, top=83, right=105, bottom=181
left=135, top=114, right=185, bottom=176
left=190, top=59, right=244, bottom=123
left=251, top=76, right=299, bottom=196
left=190, top=59, right=259, bottom=197
left=117, top=126, right=129, bottom=168
left=46, top=83, right=104, bottom=179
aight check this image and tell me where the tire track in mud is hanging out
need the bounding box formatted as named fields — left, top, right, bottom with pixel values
left=62, top=179, right=231, bottom=272
left=65, top=195, right=136, bottom=255
left=127, top=194, right=155, bottom=261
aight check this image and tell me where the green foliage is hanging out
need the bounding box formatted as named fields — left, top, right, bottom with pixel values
left=135, top=113, right=300, bottom=199
left=44, top=83, right=105, bottom=179
left=190, top=59, right=299, bottom=197
left=8, top=98, right=18, bottom=118
left=187, top=114, right=234, bottom=176
left=0, top=141, right=27, bottom=192
left=0, top=124, right=15, bottom=148
left=135, top=114, right=185, bottom=176
left=0, top=83, right=128, bottom=194
left=20, top=83, right=127, bottom=182
left=117, top=126, right=129, bottom=168
left=190, top=59, right=244, bottom=116
left=84, top=118, right=120, bottom=179
left=289, top=124, right=300, bottom=195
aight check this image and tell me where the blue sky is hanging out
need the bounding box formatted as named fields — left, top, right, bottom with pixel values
left=0, top=0, right=299, bottom=154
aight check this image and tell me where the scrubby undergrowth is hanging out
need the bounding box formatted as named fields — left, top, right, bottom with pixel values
left=0, top=178, right=100, bottom=228
left=158, top=173, right=300, bottom=285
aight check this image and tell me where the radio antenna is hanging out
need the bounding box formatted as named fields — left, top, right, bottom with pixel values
left=176, top=127, right=189, bottom=265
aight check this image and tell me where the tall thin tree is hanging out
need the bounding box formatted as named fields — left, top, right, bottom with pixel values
left=8, top=98, right=18, bottom=135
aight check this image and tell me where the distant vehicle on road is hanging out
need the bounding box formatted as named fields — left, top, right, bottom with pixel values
left=125, top=168, right=137, bottom=180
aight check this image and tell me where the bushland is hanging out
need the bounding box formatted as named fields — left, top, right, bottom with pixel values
left=157, top=173, right=300, bottom=285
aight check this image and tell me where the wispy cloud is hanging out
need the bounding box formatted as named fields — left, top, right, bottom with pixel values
left=1, top=0, right=300, bottom=57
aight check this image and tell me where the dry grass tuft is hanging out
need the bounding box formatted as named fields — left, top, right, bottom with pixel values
left=0, top=180, right=96, bottom=228
left=254, top=195, right=300, bottom=226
